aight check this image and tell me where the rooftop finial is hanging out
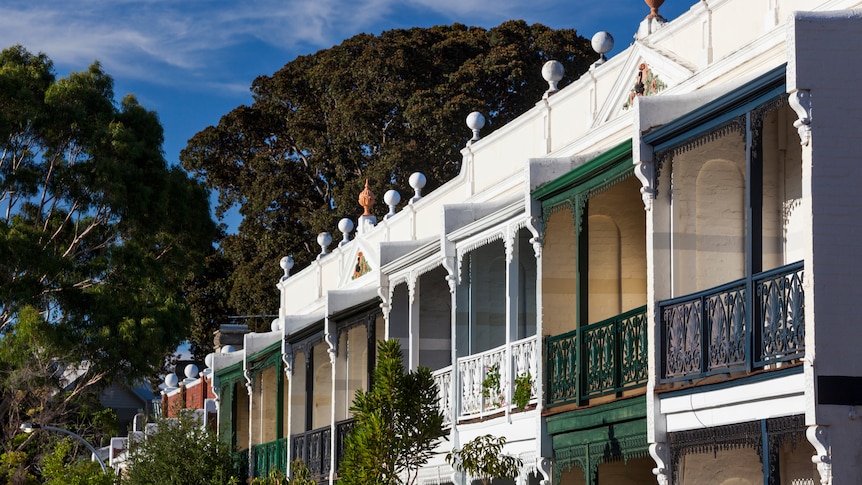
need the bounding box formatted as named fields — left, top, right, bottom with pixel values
left=279, top=255, right=294, bottom=280
left=409, top=172, right=426, bottom=204
left=317, top=232, right=332, bottom=259
left=644, top=0, right=665, bottom=19
left=359, top=179, right=375, bottom=217
left=466, top=111, right=485, bottom=144
left=542, top=61, right=565, bottom=98
left=591, top=32, right=614, bottom=68
left=357, top=179, right=378, bottom=234
left=337, top=218, right=354, bottom=246
left=383, top=189, right=400, bottom=219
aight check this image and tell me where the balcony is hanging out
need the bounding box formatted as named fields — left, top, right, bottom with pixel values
left=252, top=437, right=288, bottom=478
left=289, top=419, right=354, bottom=481
left=659, top=261, right=804, bottom=383
left=247, top=419, right=355, bottom=480
left=456, top=335, right=539, bottom=420
left=546, top=306, right=648, bottom=407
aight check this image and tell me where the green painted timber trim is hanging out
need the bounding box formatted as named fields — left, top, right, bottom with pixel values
left=546, top=395, right=646, bottom=436
left=216, top=361, right=244, bottom=385
left=532, top=139, right=633, bottom=202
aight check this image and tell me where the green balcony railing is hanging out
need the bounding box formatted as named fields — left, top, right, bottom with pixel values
left=659, top=261, right=804, bottom=383
left=546, top=306, right=648, bottom=407
left=252, top=437, right=289, bottom=478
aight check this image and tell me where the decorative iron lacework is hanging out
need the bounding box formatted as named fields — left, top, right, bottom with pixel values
left=555, top=433, right=650, bottom=485
left=668, top=415, right=805, bottom=485
left=660, top=262, right=803, bottom=382
left=541, top=164, right=633, bottom=239
left=653, top=92, right=789, bottom=200
left=654, top=115, right=746, bottom=198
left=547, top=306, right=647, bottom=406
left=333, top=309, right=379, bottom=357
left=351, top=251, right=371, bottom=279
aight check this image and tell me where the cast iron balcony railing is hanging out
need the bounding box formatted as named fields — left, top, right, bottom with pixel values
left=456, top=335, right=539, bottom=420
left=252, top=437, right=289, bottom=478
left=546, top=305, right=648, bottom=406
left=660, top=261, right=804, bottom=383
left=290, top=418, right=355, bottom=482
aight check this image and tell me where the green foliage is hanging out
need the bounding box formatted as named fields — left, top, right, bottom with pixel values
left=121, top=411, right=238, bottom=485
left=181, top=22, right=593, bottom=334
left=446, top=434, right=522, bottom=485
left=512, top=372, right=533, bottom=409
left=0, top=43, right=216, bottom=455
left=249, top=460, right=315, bottom=485
left=339, top=340, right=447, bottom=485
left=481, top=364, right=502, bottom=406
left=0, top=450, right=36, bottom=484
left=41, top=438, right=113, bottom=485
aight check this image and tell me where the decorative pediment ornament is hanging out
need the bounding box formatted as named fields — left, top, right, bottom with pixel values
left=352, top=251, right=371, bottom=279
left=623, top=63, right=667, bottom=110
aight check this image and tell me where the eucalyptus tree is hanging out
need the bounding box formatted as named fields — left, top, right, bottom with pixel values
left=0, top=45, right=217, bottom=455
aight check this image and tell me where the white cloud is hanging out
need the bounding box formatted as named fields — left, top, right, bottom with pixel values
left=0, top=0, right=655, bottom=97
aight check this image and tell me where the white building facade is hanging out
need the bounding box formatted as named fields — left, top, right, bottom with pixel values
left=212, top=1, right=862, bottom=484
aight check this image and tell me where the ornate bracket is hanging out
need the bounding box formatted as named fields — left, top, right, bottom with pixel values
left=442, top=256, right=457, bottom=294
left=282, top=343, right=294, bottom=377
left=806, top=425, right=831, bottom=485
left=407, top=272, right=418, bottom=305
left=788, top=89, right=812, bottom=146
left=243, top=368, right=253, bottom=397
left=649, top=442, right=670, bottom=485
left=505, top=226, right=516, bottom=264
left=527, top=216, right=544, bottom=260
left=325, top=324, right=338, bottom=363
left=635, top=140, right=656, bottom=210
left=536, top=456, right=553, bottom=485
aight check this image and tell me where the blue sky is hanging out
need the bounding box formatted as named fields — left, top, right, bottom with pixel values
left=1, top=0, right=690, bottom=229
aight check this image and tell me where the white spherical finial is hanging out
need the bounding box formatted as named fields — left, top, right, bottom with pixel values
left=383, top=189, right=401, bottom=219
left=165, top=373, right=179, bottom=388
left=184, top=364, right=199, bottom=379
left=279, top=255, right=294, bottom=280
left=591, top=32, right=614, bottom=67
left=408, top=172, right=426, bottom=204
left=542, top=60, right=565, bottom=95
left=270, top=318, right=282, bottom=332
left=317, top=232, right=332, bottom=259
left=466, top=111, right=485, bottom=143
left=204, top=352, right=215, bottom=369
left=337, top=218, right=354, bottom=247
left=221, top=344, right=236, bottom=354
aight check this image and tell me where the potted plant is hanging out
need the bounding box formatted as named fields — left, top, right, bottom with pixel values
left=512, top=372, right=533, bottom=409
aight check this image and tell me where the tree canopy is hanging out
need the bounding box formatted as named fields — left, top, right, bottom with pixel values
left=181, top=20, right=593, bottom=338
left=0, top=44, right=217, bottom=454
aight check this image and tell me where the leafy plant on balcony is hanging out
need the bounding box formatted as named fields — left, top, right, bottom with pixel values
left=481, top=363, right=503, bottom=407
left=512, top=372, right=533, bottom=409
left=249, top=460, right=314, bottom=485
left=446, top=434, right=522, bottom=485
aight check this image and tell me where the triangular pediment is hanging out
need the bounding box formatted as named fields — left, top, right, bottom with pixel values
left=337, top=236, right=379, bottom=287
left=594, top=42, right=696, bottom=127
